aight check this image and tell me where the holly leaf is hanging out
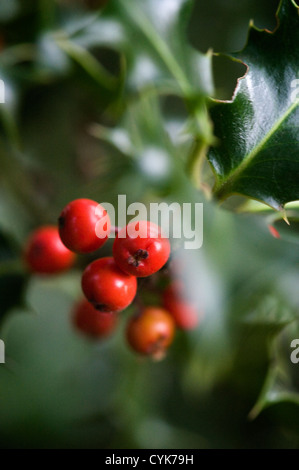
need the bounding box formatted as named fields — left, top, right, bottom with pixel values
left=249, top=322, right=299, bottom=420
left=72, top=0, right=213, bottom=94
left=65, top=0, right=214, bottom=142
left=208, top=0, right=299, bottom=211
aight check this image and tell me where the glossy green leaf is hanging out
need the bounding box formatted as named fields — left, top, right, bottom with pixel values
left=208, top=0, right=299, bottom=210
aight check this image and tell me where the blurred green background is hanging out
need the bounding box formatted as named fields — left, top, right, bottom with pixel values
left=1, top=0, right=299, bottom=449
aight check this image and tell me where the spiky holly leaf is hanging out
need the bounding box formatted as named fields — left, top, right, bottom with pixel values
left=208, top=0, right=299, bottom=211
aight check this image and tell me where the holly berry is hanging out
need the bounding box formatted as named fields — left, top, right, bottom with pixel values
left=58, top=198, right=110, bottom=253
left=162, top=281, right=200, bottom=330
left=113, top=221, right=170, bottom=277
left=126, top=307, right=175, bottom=359
left=72, top=298, right=118, bottom=338
left=81, top=257, right=137, bottom=312
left=24, top=226, right=76, bottom=274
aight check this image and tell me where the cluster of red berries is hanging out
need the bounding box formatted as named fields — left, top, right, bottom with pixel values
left=24, top=198, right=199, bottom=359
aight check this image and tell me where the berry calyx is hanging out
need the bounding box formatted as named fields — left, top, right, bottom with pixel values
left=128, top=248, right=149, bottom=267
left=126, top=306, right=175, bottom=359
left=81, top=257, right=137, bottom=312
left=58, top=198, right=110, bottom=253
left=113, top=221, right=170, bottom=277
left=24, top=226, right=76, bottom=274
left=72, top=298, right=118, bottom=338
left=162, top=281, right=200, bottom=330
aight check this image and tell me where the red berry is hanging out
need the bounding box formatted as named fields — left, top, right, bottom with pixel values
left=72, top=298, right=118, bottom=338
left=58, top=198, right=110, bottom=253
left=126, top=307, right=175, bottom=359
left=81, top=257, right=137, bottom=312
left=113, top=221, right=170, bottom=277
left=162, top=281, right=200, bottom=330
left=24, top=226, right=76, bottom=274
